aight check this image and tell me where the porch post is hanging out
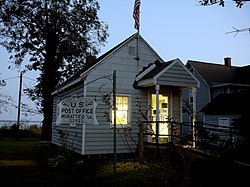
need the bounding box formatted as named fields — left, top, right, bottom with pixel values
left=192, top=87, right=197, bottom=148
left=155, top=84, right=160, bottom=151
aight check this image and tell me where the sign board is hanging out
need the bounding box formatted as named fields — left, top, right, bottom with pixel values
left=56, top=97, right=98, bottom=126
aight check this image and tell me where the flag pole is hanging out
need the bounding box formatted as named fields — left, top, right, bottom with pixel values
left=133, top=0, right=141, bottom=62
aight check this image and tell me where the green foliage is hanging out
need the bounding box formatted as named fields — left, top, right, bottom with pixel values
left=0, top=75, right=14, bottom=114
left=0, top=124, right=41, bottom=138
left=48, top=129, right=77, bottom=168
left=0, top=0, right=109, bottom=140
left=199, top=0, right=248, bottom=8
left=102, top=93, right=112, bottom=123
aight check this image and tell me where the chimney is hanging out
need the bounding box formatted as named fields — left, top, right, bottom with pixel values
left=224, top=57, right=231, bottom=67
left=86, top=56, right=96, bottom=66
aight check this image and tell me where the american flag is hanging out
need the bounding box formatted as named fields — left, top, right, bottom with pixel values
left=133, top=0, right=141, bottom=30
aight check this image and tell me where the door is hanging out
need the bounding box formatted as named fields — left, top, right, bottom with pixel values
left=151, top=94, right=169, bottom=143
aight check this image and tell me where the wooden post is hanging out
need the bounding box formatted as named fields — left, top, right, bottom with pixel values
left=155, top=85, right=160, bottom=155
left=192, top=87, right=197, bottom=148
left=16, top=71, right=24, bottom=139
left=139, top=122, right=144, bottom=162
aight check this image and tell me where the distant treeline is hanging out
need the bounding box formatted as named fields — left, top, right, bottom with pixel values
left=0, top=120, right=42, bottom=129
left=0, top=122, right=42, bottom=138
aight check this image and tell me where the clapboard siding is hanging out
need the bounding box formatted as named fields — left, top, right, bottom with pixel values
left=52, top=84, right=85, bottom=144
left=52, top=84, right=85, bottom=123
left=204, top=115, right=240, bottom=126
left=84, top=125, right=139, bottom=155
left=52, top=123, right=84, bottom=154
left=52, top=35, right=156, bottom=155
left=157, top=63, right=197, bottom=87
left=172, top=90, right=181, bottom=122
left=51, top=34, right=197, bottom=155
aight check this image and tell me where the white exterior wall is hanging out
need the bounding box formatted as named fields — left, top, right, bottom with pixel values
left=52, top=36, right=161, bottom=155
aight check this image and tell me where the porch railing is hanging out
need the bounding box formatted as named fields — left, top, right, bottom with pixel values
left=140, top=120, right=245, bottom=159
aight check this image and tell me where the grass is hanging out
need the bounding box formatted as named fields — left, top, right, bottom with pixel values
left=0, top=138, right=184, bottom=187
left=0, top=138, right=249, bottom=187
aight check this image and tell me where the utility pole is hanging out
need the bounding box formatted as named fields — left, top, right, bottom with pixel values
left=16, top=71, right=24, bottom=137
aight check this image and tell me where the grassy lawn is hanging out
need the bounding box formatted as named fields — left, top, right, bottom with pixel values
left=0, top=138, right=184, bottom=186
left=0, top=138, right=249, bottom=187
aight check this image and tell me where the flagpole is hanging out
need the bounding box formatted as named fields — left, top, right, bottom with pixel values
left=133, top=0, right=141, bottom=63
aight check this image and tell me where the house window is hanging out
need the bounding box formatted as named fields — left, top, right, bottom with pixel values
left=128, top=46, right=136, bottom=56
left=218, top=117, right=230, bottom=127
left=112, top=96, right=130, bottom=126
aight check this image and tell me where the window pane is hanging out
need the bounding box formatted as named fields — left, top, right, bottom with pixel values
left=112, top=96, right=128, bottom=125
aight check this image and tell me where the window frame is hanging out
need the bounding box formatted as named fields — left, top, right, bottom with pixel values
left=111, top=94, right=131, bottom=128
left=218, top=117, right=230, bottom=127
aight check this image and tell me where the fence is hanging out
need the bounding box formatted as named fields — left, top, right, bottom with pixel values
left=141, top=120, right=245, bottom=159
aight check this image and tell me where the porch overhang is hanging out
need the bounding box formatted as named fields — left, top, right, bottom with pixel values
left=134, top=58, right=200, bottom=89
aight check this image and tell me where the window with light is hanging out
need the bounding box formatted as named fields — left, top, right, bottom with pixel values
left=112, top=96, right=129, bottom=125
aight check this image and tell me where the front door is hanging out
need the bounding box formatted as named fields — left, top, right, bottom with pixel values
left=151, top=94, right=169, bottom=143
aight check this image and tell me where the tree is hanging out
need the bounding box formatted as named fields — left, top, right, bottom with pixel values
left=199, top=0, right=250, bottom=35
left=0, top=0, right=109, bottom=140
left=0, top=75, right=14, bottom=114
left=198, top=0, right=250, bottom=8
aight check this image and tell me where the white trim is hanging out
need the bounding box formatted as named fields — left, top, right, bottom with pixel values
left=187, top=61, right=206, bottom=88
left=111, top=94, right=132, bottom=128
left=176, top=59, right=200, bottom=88
left=139, top=36, right=165, bottom=63
left=135, top=64, right=156, bottom=81
left=51, top=77, right=83, bottom=95
left=52, top=34, right=166, bottom=94
left=157, top=59, right=200, bottom=87
left=154, top=59, right=177, bottom=80
left=137, top=78, right=155, bottom=87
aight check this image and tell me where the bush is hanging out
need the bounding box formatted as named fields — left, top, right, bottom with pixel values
left=0, top=124, right=42, bottom=138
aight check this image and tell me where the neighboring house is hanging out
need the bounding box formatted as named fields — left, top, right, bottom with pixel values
left=200, top=91, right=250, bottom=125
left=51, top=33, right=199, bottom=155
left=184, top=58, right=250, bottom=129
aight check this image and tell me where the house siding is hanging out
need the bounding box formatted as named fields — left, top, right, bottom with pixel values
left=84, top=125, right=139, bottom=155
left=157, top=62, right=197, bottom=87
left=52, top=36, right=160, bottom=155
left=52, top=123, right=84, bottom=154
left=52, top=84, right=85, bottom=150
left=182, top=71, right=210, bottom=123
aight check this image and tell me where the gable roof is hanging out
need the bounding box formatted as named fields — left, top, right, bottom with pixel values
left=187, top=60, right=250, bottom=87
left=138, top=59, right=173, bottom=81
left=134, top=58, right=199, bottom=88
left=52, top=33, right=164, bottom=95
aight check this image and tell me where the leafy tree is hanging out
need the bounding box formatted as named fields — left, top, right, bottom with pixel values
left=198, top=0, right=249, bottom=8
left=0, top=0, right=108, bottom=140
left=0, top=76, right=14, bottom=114
left=199, top=0, right=250, bottom=35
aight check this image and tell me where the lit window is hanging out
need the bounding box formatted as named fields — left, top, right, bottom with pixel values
left=112, top=96, right=129, bottom=125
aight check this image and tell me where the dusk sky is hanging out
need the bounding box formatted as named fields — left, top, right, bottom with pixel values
left=0, top=0, right=249, bottom=121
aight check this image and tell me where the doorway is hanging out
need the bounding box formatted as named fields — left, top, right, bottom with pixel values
left=151, top=94, right=169, bottom=143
